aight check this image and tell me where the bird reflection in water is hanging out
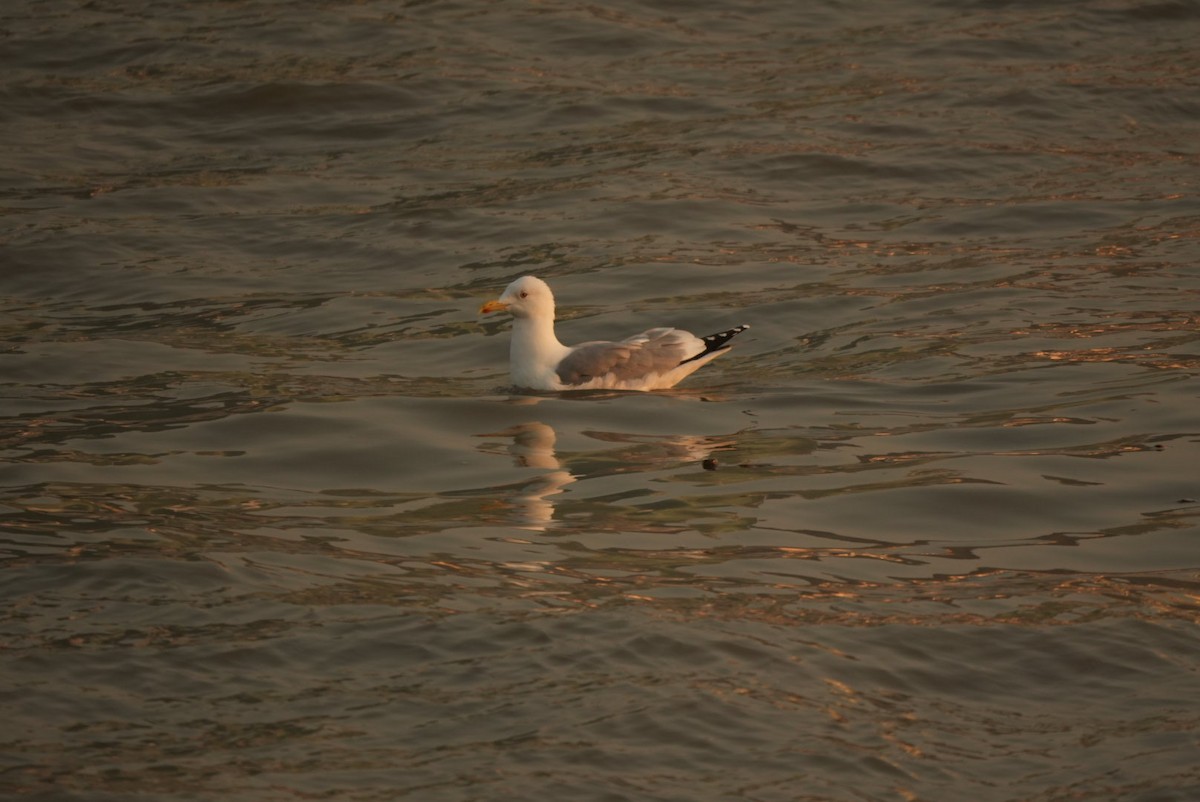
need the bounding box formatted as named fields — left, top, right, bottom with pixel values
left=477, top=420, right=732, bottom=532
left=492, top=422, right=576, bottom=531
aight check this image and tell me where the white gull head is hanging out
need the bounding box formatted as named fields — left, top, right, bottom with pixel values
left=483, top=275, right=555, bottom=321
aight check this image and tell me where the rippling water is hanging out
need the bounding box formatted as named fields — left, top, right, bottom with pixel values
left=3, top=1, right=1199, bottom=800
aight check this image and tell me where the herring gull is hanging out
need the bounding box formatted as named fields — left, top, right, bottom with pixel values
left=479, top=275, right=749, bottom=391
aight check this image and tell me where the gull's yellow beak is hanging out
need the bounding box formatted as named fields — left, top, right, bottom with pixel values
left=479, top=300, right=509, bottom=314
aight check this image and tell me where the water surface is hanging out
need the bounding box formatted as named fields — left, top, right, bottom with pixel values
left=3, top=1, right=1199, bottom=800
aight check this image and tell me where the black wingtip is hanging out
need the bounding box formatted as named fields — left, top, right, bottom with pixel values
left=679, top=324, right=750, bottom=365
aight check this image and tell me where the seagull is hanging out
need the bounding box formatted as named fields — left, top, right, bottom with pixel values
left=479, top=275, right=749, bottom=391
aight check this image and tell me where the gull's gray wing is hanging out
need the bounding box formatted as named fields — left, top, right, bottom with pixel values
left=555, top=328, right=701, bottom=386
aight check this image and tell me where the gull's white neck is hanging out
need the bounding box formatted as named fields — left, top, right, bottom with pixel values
left=509, top=314, right=569, bottom=389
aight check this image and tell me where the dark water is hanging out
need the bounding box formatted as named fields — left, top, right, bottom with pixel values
left=3, top=1, right=1200, bottom=800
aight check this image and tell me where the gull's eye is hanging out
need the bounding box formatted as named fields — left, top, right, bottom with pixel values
left=519, top=291, right=528, bottom=298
